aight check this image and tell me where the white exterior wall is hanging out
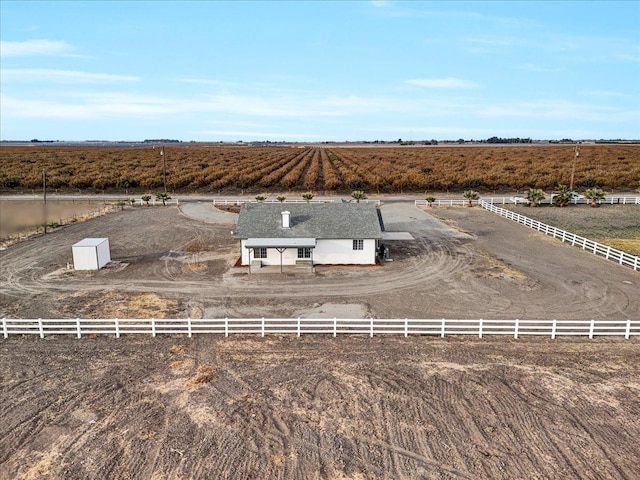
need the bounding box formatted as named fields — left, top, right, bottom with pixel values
left=240, top=238, right=377, bottom=265
left=95, top=240, right=111, bottom=268
left=314, top=238, right=376, bottom=265
left=241, top=240, right=298, bottom=266
left=72, top=238, right=111, bottom=270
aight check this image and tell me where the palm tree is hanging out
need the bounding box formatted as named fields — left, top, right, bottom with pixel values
left=552, top=184, right=572, bottom=207
left=277, top=195, right=286, bottom=203
left=525, top=188, right=545, bottom=207
left=425, top=195, right=436, bottom=207
left=463, top=190, right=480, bottom=207
left=156, top=191, right=171, bottom=206
left=584, top=188, right=605, bottom=207
left=255, top=195, right=266, bottom=202
left=302, top=191, right=314, bottom=203
left=141, top=194, right=152, bottom=206
left=351, top=190, right=367, bottom=203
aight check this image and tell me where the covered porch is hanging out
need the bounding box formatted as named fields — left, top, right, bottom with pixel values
left=244, top=237, right=316, bottom=273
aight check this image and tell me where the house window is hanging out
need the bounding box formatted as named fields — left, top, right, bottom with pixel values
left=353, top=239, right=364, bottom=250
left=254, top=248, right=267, bottom=259
left=297, top=247, right=312, bottom=259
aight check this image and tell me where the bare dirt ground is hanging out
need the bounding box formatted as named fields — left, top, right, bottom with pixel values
left=1, top=336, right=638, bottom=479
left=1, top=202, right=638, bottom=320
left=1, top=201, right=639, bottom=479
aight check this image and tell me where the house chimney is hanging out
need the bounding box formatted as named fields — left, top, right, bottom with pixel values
left=281, top=211, right=290, bottom=228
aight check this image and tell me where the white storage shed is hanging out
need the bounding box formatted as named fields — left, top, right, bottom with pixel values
left=72, top=238, right=111, bottom=270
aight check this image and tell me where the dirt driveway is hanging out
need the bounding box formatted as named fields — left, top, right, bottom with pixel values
left=0, top=202, right=638, bottom=320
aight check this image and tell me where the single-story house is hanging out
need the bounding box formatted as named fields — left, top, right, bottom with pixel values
left=233, top=202, right=383, bottom=268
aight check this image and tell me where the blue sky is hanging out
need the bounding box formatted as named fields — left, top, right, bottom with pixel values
left=1, top=1, right=639, bottom=142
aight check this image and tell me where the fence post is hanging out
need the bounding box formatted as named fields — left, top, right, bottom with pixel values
left=261, top=317, right=265, bottom=337
left=2, top=318, right=7, bottom=339
left=404, top=318, right=408, bottom=337
left=76, top=317, right=81, bottom=339
left=38, top=318, right=44, bottom=339
left=115, top=318, right=120, bottom=338
left=370, top=317, right=374, bottom=338
left=626, top=319, right=631, bottom=340
left=225, top=317, right=228, bottom=337
left=297, top=317, right=301, bottom=337
left=333, top=318, right=337, bottom=338
left=187, top=317, right=192, bottom=338
left=514, top=318, right=519, bottom=339
left=589, top=318, right=594, bottom=339
left=151, top=318, right=156, bottom=337
left=551, top=319, right=557, bottom=339
left=441, top=318, right=446, bottom=338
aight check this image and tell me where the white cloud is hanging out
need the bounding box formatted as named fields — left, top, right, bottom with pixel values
left=1, top=89, right=477, bottom=122
left=1, top=93, right=184, bottom=119
left=1, top=94, right=96, bottom=119
left=0, top=39, right=74, bottom=57
left=579, top=90, right=626, bottom=98
left=193, top=129, right=322, bottom=139
left=476, top=101, right=637, bottom=123
left=517, top=63, right=564, bottom=73
left=405, top=77, right=478, bottom=89
left=2, top=69, right=140, bottom=83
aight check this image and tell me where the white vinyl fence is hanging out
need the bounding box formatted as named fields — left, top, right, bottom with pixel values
left=2, top=317, right=638, bottom=340
left=415, top=199, right=479, bottom=206
left=480, top=200, right=640, bottom=271
left=133, top=198, right=179, bottom=207
left=415, top=196, right=640, bottom=207
left=212, top=198, right=380, bottom=206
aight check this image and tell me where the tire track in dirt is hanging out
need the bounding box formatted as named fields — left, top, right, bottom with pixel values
left=3, top=336, right=640, bottom=479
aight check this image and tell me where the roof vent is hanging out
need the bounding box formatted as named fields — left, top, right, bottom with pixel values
left=281, top=211, right=290, bottom=228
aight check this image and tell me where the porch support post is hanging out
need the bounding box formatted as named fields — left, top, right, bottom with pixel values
left=276, top=247, right=286, bottom=273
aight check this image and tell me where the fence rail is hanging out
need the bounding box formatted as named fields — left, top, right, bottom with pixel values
left=415, top=199, right=479, bottom=206
left=2, top=317, right=638, bottom=340
left=415, top=196, right=640, bottom=206
left=133, top=198, right=179, bottom=207
left=480, top=200, right=640, bottom=271
left=213, top=198, right=380, bottom=206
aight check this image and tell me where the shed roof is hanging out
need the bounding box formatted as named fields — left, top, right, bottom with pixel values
left=72, top=238, right=109, bottom=247
left=233, top=203, right=382, bottom=240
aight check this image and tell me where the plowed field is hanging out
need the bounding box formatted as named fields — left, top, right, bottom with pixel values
left=1, top=336, right=638, bottom=479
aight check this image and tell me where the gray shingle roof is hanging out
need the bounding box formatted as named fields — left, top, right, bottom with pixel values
left=233, top=202, right=382, bottom=240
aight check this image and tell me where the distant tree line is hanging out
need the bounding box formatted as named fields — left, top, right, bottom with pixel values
left=485, top=137, right=532, bottom=144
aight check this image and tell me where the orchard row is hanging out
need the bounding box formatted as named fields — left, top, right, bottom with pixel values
left=1, top=144, right=638, bottom=193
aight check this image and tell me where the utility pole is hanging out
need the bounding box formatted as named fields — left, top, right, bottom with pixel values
left=43, top=169, right=47, bottom=234
left=160, top=145, right=167, bottom=192
left=569, top=143, right=579, bottom=191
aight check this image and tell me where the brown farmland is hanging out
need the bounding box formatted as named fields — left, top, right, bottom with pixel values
left=1, top=336, right=639, bottom=480
left=1, top=144, right=638, bottom=194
